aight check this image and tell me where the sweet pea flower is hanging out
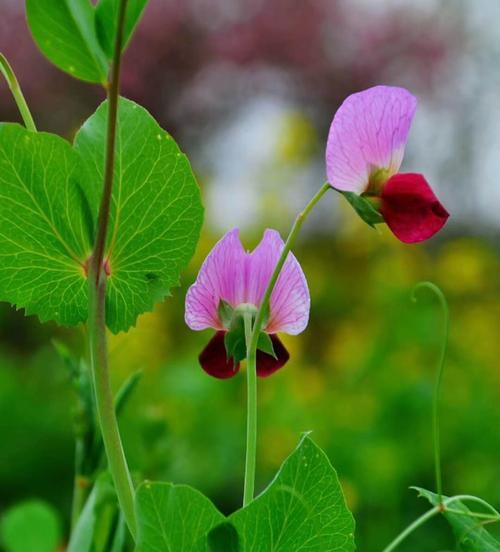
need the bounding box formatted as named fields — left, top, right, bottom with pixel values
left=185, top=228, right=310, bottom=379
left=326, top=85, right=449, bottom=243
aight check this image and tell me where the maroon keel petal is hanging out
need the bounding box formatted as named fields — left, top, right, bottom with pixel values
left=199, top=332, right=240, bottom=379
left=256, top=335, right=290, bottom=377
left=380, top=173, right=449, bottom=243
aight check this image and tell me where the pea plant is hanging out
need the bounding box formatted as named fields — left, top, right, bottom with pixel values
left=0, top=2, right=498, bottom=551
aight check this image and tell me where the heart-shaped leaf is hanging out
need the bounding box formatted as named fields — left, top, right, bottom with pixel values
left=26, top=0, right=109, bottom=83
left=0, top=99, right=203, bottom=332
left=135, top=482, right=225, bottom=552
left=95, top=0, right=150, bottom=59
left=415, top=487, right=500, bottom=551
left=211, top=434, right=356, bottom=551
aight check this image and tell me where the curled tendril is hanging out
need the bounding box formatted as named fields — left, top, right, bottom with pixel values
left=411, top=281, right=450, bottom=507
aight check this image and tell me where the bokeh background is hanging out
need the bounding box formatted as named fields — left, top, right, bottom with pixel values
left=1, top=0, right=499, bottom=550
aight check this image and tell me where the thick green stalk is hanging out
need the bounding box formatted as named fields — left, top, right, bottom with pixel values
left=88, top=273, right=136, bottom=537
left=242, top=182, right=331, bottom=505
left=412, top=282, right=449, bottom=506
left=87, top=0, right=136, bottom=538
left=0, top=53, right=36, bottom=131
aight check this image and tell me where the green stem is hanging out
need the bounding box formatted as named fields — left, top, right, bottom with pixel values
left=383, top=494, right=500, bottom=552
left=87, top=0, right=136, bottom=539
left=0, top=53, right=36, bottom=131
left=88, top=273, right=136, bottom=538
left=382, top=507, right=440, bottom=552
left=412, top=281, right=449, bottom=505
left=243, top=311, right=257, bottom=506
left=242, top=182, right=331, bottom=506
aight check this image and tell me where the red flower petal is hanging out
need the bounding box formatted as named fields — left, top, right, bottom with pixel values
left=199, top=331, right=240, bottom=379
left=256, top=335, right=290, bottom=377
left=380, top=173, right=449, bottom=243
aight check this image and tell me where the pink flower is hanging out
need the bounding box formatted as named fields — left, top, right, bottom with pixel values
left=326, top=85, right=449, bottom=243
left=185, top=229, right=310, bottom=378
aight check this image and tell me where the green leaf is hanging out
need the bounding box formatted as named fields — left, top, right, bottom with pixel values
left=225, top=434, right=356, bottom=551
left=257, top=332, right=276, bottom=358
left=68, top=473, right=120, bottom=552
left=224, top=317, right=247, bottom=364
left=96, top=0, right=150, bottom=59
left=0, top=500, right=61, bottom=552
left=74, top=97, right=203, bottom=332
left=136, top=482, right=225, bottom=552
left=339, top=191, right=384, bottom=228
left=415, top=487, right=500, bottom=551
left=26, top=0, right=109, bottom=83
left=218, top=299, right=234, bottom=328
left=0, top=124, right=91, bottom=326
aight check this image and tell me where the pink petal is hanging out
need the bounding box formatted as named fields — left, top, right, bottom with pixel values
left=380, top=173, right=449, bottom=243
left=326, top=85, right=417, bottom=194
left=256, top=335, right=290, bottom=377
left=251, top=230, right=310, bottom=335
left=185, top=229, right=246, bottom=330
left=199, top=331, right=240, bottom=379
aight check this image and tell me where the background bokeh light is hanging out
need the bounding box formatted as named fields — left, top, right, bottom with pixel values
left=1, top=1, right=499, bottom=550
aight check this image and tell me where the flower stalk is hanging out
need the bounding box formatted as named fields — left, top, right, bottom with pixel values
left=87, top=0, right=136, bottom=539
left=242, top=182, right=331, bottom=504
left=0, top=53, right=36, bottom=132
left=412, top=281, right=450, bottom=506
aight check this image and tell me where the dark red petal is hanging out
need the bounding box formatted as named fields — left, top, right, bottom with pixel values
left=199, top=331, right=240, bottom=379
left=256, top=335, right=290, bottom=377
left=380, top=173, right=449, bottom=244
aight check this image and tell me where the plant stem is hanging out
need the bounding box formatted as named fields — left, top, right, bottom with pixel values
left=0, top=53, right=36, bottom=131
left=242, top=182, right=331, bottom=506
left=382, top=507, right=440, bottom=552
left=88, top=273, right=136, bottom=538
left=243, top=311, right=257, bottom=506
left=90, top=0, right=129, bottom=283
left=87, top=0, right=136, bottom=539
left=412, top=281, right=449, bottom=506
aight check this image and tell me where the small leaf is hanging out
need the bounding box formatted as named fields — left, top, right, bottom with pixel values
left=26, top=0, right=109, bottom=83
left=415, top=487, right=500, bottom=551
left=218, top=299, right=234, bottom=328
left=75, top=98, right=204, bottom=332
left=96, top=0, right=150, bottom=59
left=68, top=473, right=119, bottom=552
left=224, top=317, right=247, bottom=364
left=227, top=434, right=356, bottom=551
left=340, top=190, right=384, bottom=228
left=0, top=500, right=61, bottom=552
left=257, top=332, right=277, bottom=358
left=136, top=482, right=225, bottom=552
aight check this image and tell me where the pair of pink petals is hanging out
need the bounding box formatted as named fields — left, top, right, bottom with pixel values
left=326, top=85, right=449, bottom=243
left=185, top=229, right=309, bottom=378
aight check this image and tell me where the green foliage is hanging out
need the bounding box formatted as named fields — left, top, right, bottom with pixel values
left=75, top=98, right=203, bottom=332
left=0, top=99, right=203, bottom=333
left=135, top=436, right=355, bottom=551
left=0, top=500, right=61, bottom=552
left=26, top=0, right=109, bottom=84
left=0, top=124, right=90, bottom=326
left=415, top=488, right=500, bottom=551
left=339, top=191, right=384, bottom=228
left=96, top=0, right=150, bottom=59
left=220, top=435, right=356, bottom=551
left=135, top=482, right=225, bottom=552
left=257, top=332, right=276, bottom=358
left=224, top=317, right=247, bottom=364
left=68, top=474, right=124, bottom=552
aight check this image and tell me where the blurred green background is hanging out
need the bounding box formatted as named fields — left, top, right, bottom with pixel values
left=1, top=1, right=499, bottom=550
